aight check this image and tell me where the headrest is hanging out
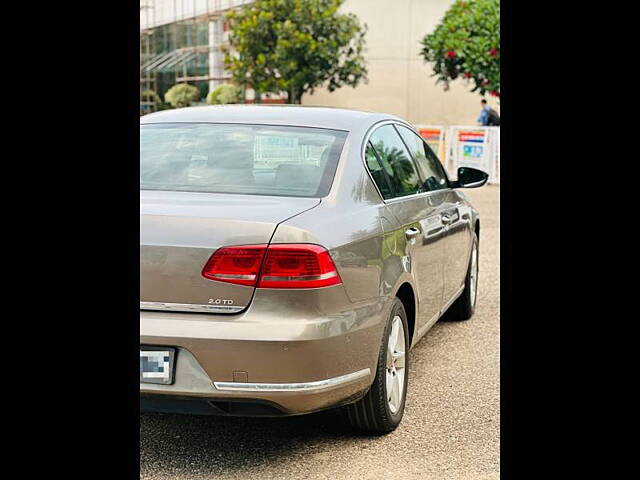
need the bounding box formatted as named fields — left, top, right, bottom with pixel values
left=275, top=164, right=321, bottom=189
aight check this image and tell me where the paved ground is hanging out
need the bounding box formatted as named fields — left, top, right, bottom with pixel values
left=140, top=185, right=500, bottom=480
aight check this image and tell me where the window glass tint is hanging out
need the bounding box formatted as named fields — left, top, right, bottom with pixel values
left=395, top=125, right=448, bottom=192
left=140, top=123, right=347, bottom=197
left=369, top=125, right=421, bottom=198
left=365, top=142, right=393, bottom=199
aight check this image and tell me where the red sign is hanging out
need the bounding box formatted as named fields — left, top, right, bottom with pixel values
left=418, top=128, right=441, bottom=141
left=458, top=131, right=485, bottom=143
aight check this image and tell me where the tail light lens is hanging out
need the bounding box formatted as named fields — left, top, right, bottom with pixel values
left=259, top=244, right=342, bottom=288
left=201, top=245, right=267, bottom=286
left=202, top=244, right=342, bottom=289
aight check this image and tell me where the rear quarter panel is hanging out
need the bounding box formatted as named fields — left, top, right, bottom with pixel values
left=271, top=137, right=393, bottom=303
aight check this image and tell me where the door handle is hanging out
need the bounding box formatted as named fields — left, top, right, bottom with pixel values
left=441, top=214, right=452, bottom=225
left=405, top=227, right=421, bottom=240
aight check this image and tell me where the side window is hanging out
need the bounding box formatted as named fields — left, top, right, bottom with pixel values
left=368, top=124, right=421, bottom=198
left=396, top=125, right=449, bottom=192
left=365, top=142, right=393, bottom=199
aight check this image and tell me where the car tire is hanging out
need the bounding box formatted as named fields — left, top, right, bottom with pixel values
left=447, top=232, right=479, bottom=321
left=344, top=298, right=409, bottom=435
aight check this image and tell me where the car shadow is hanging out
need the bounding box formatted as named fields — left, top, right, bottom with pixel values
left=140, top=407, right=360, bottom=476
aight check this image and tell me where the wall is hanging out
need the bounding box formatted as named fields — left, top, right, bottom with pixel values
left=302, top=0, right=499, bottom=126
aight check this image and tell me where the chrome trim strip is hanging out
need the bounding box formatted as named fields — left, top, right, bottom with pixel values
left=140, top=301, right=244, bottom=314
left=260, top=271, right=338, bottom=282
left=382, top=188, right=453, bottom=204
left=213, top=368, right=372, bottom=393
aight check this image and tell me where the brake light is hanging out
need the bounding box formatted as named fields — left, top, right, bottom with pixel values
left=201, top=245, right=267, bottom=286
left=259, top=244, right=342, bottom=288
left=202, top=244, right=342, bottom=289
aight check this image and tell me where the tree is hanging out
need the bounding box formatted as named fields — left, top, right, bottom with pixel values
left=419, top=0, right=500, bottom=98
left=206, top=84, right=243, bottom=105
left=164, top=83, right=200, bottom=108
left=224, top=0, right=368, bottom=104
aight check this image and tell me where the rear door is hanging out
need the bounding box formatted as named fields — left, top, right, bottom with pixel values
left=365, top=124, right=448, bottom=332
left=396, top=125, right=472, bottom=305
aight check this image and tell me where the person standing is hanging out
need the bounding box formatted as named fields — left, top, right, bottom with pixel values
left=477, top=99, right=500, bottom=126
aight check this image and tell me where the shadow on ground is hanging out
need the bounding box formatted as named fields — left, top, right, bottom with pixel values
left=140, top=408, right=359, bottom=475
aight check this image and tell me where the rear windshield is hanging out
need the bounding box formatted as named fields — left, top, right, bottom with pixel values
left=140, top=123, right=348, bottom=197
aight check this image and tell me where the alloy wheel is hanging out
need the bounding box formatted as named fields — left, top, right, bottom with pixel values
left=469, top=243, right=479, bottom=307
left=386, top=315, right=406, bottom=414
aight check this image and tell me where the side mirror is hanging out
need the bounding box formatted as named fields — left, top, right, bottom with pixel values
left=451, top=167, right=489, bottom=189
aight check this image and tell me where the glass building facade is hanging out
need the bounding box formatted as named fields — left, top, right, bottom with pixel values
left=140, top=1, right=253, bottom=115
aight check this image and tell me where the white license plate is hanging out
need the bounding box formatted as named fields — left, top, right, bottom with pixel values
left=140, top=347, right=175, bottom=385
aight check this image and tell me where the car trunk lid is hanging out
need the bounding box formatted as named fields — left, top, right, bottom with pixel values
left=140, top=190, right=319, bottom=313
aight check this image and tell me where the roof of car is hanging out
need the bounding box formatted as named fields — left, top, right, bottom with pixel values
left=140, top=105, right=405, bottom=131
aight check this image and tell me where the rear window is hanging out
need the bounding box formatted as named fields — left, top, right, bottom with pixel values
left=140, top=123, right=347, bottom=197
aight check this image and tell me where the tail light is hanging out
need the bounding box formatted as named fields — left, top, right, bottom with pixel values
left=202, top=244, right=342, bottom=289
left=258, top=244, right=342, bottom=288
left=201, top=245, right=267, bottom=286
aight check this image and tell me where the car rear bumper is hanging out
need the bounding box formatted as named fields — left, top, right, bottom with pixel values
left=140, top=363, right=371, bottom=416
left=140, top=287, right=388, bottom=415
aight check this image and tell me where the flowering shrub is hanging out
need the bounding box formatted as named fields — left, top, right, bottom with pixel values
left=419, top=0, right=499, bottom=97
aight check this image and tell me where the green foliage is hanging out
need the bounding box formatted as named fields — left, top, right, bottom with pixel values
left=225, top=0, right=368, bottom=104
left=164, top=83, right=201, bottom=108
left=420, top=0, right=500, bottom=98
left=206, top=84, right=243, bottom=105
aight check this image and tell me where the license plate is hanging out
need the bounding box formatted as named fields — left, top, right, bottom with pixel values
left=140, top=347, right=176, bottom=385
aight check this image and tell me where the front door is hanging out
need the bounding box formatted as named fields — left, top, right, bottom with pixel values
left=441, top=190, right=474, bottom=304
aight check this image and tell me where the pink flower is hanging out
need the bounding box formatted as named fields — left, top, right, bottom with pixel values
left=446, top=50, right=456, bottom=59
left=489, top=48, right=498, bottom=56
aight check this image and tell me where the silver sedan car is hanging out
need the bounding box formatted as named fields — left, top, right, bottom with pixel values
left=140, top=105, right=488, bottom=434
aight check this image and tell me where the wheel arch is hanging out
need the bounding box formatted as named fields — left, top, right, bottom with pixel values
left=394, top=282, right=417, bottom=346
